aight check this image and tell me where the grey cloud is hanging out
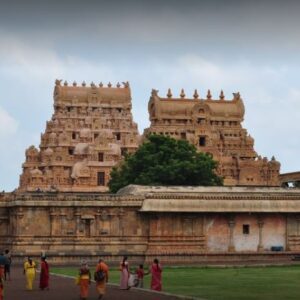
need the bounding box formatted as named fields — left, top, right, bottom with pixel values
left=1, top=0, right=300, bottom=56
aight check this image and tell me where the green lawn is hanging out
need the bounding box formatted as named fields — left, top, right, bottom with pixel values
left=51, top=265, right=300, bottom=300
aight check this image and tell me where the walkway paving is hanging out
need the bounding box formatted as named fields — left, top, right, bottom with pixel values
left=4, top=267, right=185, bottom=300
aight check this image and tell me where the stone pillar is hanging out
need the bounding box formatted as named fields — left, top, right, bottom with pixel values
left=90, top=218, right=95, bottom=237
left=50, top=208, right=58, bottom=237
left=228, top=219, right=235, bottom=252
left=94, top=210, right=101, bottom=236
left=75, top=209, right=81, bottom=236
left=118, top=208, right=125, bottom=241
left=59, top=210, right=67, bottom=236
left=297, top=216, right=300, bottom=236
left=8, top=209, right=14, bottom=236
left=15, top=207, right=24, bottom=236
left=257, top=218, right=264, bottom=252
left=100, top=210, right=110, bottom=235
left=286, top=215, right=293, bottom=251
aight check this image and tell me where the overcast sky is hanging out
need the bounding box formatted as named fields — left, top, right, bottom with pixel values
left=1, top=0, right=300, bottom=191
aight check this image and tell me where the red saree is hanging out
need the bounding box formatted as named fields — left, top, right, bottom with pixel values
left=39, top=260, right=49, bottom=290
left=150, top=263, right=162, bottom=291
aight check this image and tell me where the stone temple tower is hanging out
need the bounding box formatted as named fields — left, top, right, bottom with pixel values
left=144, top=88, right=281, bottom=186
left=19, top=80, right=140, bottom=192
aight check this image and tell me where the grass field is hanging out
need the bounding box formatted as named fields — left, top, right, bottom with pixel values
left=51, top=265, right=300, bottom=300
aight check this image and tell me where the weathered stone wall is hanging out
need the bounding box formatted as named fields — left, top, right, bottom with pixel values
left=233, top=214, right=260, bottom=252
left=262, top=215, right=286, bottom=250
left=206, top=215, right=229, bottom=252
left=1, top=187, right=300, bottom=264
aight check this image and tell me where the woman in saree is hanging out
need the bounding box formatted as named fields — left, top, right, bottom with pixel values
left=39, top=256, right=49, bottom=290
left=78, top=261, right=91, bottom=300
left=95, top=258, right=109, bottom=300
left=24, top=257, right=36, bottom=290
left=119, top=256, right=130, bottom=290
left=150, top=258, right=162, bottom=291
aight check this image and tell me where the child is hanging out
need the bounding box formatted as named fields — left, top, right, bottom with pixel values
left=136, top=264, right=148, bottom=288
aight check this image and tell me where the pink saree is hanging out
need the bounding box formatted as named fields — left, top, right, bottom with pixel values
left=119, top=262, right=129, bottom=289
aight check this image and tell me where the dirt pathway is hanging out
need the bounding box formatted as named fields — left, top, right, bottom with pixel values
left=4, top=267, right=187, bottom=300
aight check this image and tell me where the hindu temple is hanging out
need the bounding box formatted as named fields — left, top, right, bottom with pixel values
left=0, top=80, right=299, bottom=265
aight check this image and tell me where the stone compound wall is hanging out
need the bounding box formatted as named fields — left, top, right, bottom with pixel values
left=1, top=187, right=300, bottom=264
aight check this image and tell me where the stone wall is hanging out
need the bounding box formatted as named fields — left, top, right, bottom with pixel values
left=1, top=186, right=300, bottom=264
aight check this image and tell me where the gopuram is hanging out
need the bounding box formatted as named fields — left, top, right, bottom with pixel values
left=144, top=89, right=280, bottom=186
left=1, top=80, right=300, bottom=265
left=19, top=80, right=139, bottom=192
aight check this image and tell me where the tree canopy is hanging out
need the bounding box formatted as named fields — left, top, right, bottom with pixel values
left=108, top=134, right=223, bottom=193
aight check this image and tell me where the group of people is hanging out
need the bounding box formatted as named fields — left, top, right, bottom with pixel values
left=1, top=251, right=162, bottom=300
left=78, top=256, right=162, bottom=300
left=23, top=256, right=49, bottom=291
left=0, top=251, right=49, bottom=298
left=78, top=259, right=109, bottom=300
left=119, top=256, right=162, bottom=291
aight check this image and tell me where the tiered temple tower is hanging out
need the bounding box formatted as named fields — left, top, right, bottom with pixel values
left=19, top=80, right=140, bottom=192
left=144, top=89, right=280, bottom=186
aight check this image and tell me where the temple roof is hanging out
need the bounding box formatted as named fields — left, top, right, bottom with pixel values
left=3, top=185, right=300, bottom=213
left=148, top=89, right=245, bottom=121
left=118, top=185, right=300, bottom=213
left=117, top=184, right=298, bottom=195
left=54, top=80, right=131, bottom=104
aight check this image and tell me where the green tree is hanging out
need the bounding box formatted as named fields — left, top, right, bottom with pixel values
left=109, top=134, right=223, bottom=193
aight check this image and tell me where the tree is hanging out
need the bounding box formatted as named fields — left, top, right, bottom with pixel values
left=108, top=134, right=223, bottom=193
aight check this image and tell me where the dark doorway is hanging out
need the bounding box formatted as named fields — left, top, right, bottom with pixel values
left=97, top=172, right=105, bottom=186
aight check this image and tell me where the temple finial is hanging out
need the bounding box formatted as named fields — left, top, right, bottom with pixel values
left=122, top=81, right=130, bottom=88
left=193, top=89, right=199, bottom=99
left=82, top=81, right=86, bottom=87
left=116, top=82, right=121, bottom=88
left=55, top=79, right=62, bottom=86
left=207, top=89, right=212, bottom=100
left=108, top=82, right=112, bottom=88
left=91, top=82, right=96, bottom=88
left=180, top=88, right=185, bottom=98
left=64, top=80, right=68, bottom=86
left=99, top=82, right=103, bottom=87
left=151, top=89, right=159, bottom=97
left=167, top=88, right=172, bottom=98
left=233, top=92, right=240, bottom=101
left=219, top=90, right=225, bottom=100
left=73, top=81, right=77, bottom=87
